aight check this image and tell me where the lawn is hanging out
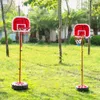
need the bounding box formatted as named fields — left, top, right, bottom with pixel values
left=0, top=43, right=100, bottom=100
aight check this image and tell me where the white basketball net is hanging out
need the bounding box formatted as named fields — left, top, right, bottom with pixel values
left=17, top=28, right=30, bottom=33
left=75, top=38, right=82, bottom=45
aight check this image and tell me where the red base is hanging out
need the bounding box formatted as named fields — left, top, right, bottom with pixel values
left=12, top=82, right=28, bottom=90
left=76, top=85, right=89, bottom=92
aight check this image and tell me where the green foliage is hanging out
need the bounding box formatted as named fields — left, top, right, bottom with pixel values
left=3, top=1, right=18, bottom=30
left=38, top=40, right=45, bottom=44
left=29, top=37, right=38, bottom=43
left=29, top=7, right=58, bottom=35
left=24, top=0, right=57, bottom=10
left=69, top=36, right=76, bottom=44
left=62, top=9, right=89, bottom=26
left=62, top=10, right=78, bottom=26
left=0, top=37, right=13, bottom=44
left=91, top=35, right=100, bottom=45
left=0, top=21, right=3, bottom=30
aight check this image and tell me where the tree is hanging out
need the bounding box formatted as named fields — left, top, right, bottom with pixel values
left=0, top=0, right=9, bottom=57
left=25, top=0, right=58, bottom=41
left=24, top=0, right=57, bottom=10
left=58, top=0, right=62, bottom=63
left=0, top=0, right=16, bottom=57
left=83, top=0, right=100, bottom=35
left=62, top=0, right=78, bottom=43
left=88, top=0, right=92, bottom=55
left=91, top=1, right=100, bottom=35
left=64, top=0, right=73, bottom=43
left=24, top=0, right=63, bottom=63
left=29, top=6, right=58, bottom=42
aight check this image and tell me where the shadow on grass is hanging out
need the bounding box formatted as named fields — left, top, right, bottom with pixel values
left=58, top=62, right=79, bottom=67
left=78, top=90, right=96, bottom=99
left=63, top=92, right=74, bottom=98
left=12, top=89, right=28, bottom=92
left=0, top=79, right=4, bottom=82
left=0, top=92, right=8, bottom=95
left=0, top=92, right=8, bottom=98
left=26, top=43, right=58, bottom=47
left=41, top=92, right=52, bottom=97
left=60, top=63, right=73, bottom=67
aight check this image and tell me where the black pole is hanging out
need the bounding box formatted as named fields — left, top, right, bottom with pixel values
left=0, top=0, right=9, bottom=57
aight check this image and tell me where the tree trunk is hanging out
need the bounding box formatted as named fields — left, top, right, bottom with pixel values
left=29, top=33, right=36, bottom=39
left=88, top=0, right=92, bottom=55
left=45, top=29, right=50, bottom=43
left=0, top=0, right=9, bottom=57
left=65, top=0, right=72, bottom=43
left=93, top=28, right=98, bottom=35
left=16, top=32, right=19, bottom=43
left=36, top=31, right=39, bottom=41
left=92, top=16, right=98, bottom=35
left=64, top=25, right=67, bottom=42
left=66, top=25, right=72, bottom=43
left=58, top=0, right=62, bottom=63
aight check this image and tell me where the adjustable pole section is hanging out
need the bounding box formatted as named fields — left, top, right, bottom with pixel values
left=81, top=37, right=84, bottom=86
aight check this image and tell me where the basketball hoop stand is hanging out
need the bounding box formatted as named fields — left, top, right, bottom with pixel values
left=76, top=37, right=89, bottom=92
left=74, top=24, right=90, bottom=92
left=12, top=16, right=30, bottom=90
left=12, top=32, right=28, bottom=90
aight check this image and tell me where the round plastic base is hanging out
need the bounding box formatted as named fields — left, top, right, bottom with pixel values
left=76, top=85, right=89, bottom=92
left=12, top=82, right=28, bottom=90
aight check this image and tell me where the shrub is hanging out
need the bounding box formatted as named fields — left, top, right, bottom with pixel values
left=91, top=35, right=100, bottom=45
left=0, top=37, right=13, bottom=44
left=29, top=38, right=37, bottom=43
left=38, top=40, right=45, bottom=44
left=69, top=36, right=76, bottom=44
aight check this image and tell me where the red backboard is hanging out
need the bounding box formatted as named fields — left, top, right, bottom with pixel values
left=12, top=16, right=30, bottom=32
left=73, top=24, right=90, bottom=38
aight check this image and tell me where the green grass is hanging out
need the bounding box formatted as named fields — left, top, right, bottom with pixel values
left=0, top=43, right=100, bottom=100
